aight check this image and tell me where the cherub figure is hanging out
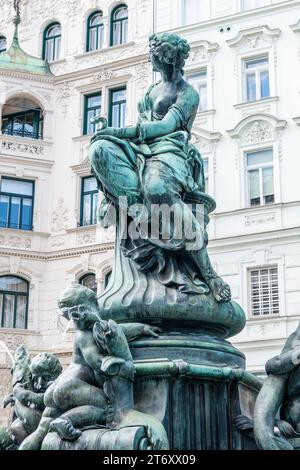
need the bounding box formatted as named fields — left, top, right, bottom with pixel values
left=0, top=347, right=62, bottom=450
left=20, top=284, right=160, bottom=449
left=254, top=321, right=300, bottom=450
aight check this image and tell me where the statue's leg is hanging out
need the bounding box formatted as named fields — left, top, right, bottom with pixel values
left=0, top=425, right=17, bottom=449
left=142, top=163, right=204, bottom=251
left=190, top=247, right=231, bottom=302
left=19, top=407, right=58, bottom=451
left=49, top=405, right=108, bottom=442
left=53, top=377, right=107, bottom=411
left=8, top=418, right=29, bottom=446
left=89, top=139, right=141, bottom=206
left=143, top=162, right=231, bottom=301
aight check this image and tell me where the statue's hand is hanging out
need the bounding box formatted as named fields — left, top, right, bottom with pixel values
left=143, top=325, right=162, bottom=339
left=3, top=395, right=15, bottom=408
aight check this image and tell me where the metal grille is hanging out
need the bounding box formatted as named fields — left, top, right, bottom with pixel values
left=250, top=267, right=279, bottom=316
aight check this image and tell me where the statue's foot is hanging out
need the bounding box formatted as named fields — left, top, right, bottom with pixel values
left=207, top=277, right=231, bottom=303
left=49, top=418, right=82, bottom=442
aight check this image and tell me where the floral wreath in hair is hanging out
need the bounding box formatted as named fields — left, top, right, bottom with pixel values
left=149, top=33, right=190, bottom=72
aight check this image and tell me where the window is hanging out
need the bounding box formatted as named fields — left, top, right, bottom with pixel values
left=80, top=176, right=99, bottom=227
left=87, top=11, right=104, bottom=52
left=110, top=4, right=128, bottom=46
left=84, top=93, right=102, bottom=135
left=246, top=149, right=274, bottom=207
left=187, top=70, right=208, bottom=112
left=0, top=36, right=7, bottom=53
left=249, top=267, right=279, bottom=316
left=104, top=270, right=112, bottom=289
left=243, top=56, right=270, bottom=102
left=0, top=276, right=29, bottom=329
left=109, top=88, right=126, bottom=127
left=182, top=0, right=203, bottom=26
left=43, top=22, right=61, bottom=62
left=241, top=0, right=270, bottom=11
left=79, top=273, right=97, bottom=293
left=0, top=178, right=34, bottom=231
left=2, top=108, right=43, bottom=139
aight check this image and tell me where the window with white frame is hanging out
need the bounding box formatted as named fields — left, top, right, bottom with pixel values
left=187, top=70, right=207, bottom=112
left=241, top=0, right=270, bottom=11
left=243, top=55, right=270, bottom=102
left=182, top=0, right=203, bottom=26
left=249, top=266, right=279, bottom=316
left=246, top=148, right=274, bottom=207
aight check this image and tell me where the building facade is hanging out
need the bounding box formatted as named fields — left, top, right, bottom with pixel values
left=0, top=0, right=300, bottom=425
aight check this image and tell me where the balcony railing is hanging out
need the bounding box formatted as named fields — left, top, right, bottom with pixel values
left=0, top=221, right=33, bottom=231
left=2, top=128, right=42, bottom=140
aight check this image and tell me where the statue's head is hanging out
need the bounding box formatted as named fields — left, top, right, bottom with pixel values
left=57, top=283, right=100, bottom=329
left=149, top=32, right=190, bottom=74
left=30, top=352, right=62, bottom=393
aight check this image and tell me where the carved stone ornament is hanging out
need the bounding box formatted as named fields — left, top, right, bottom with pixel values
left=241, top=121, right=274, bottom=145
left=1, top=139, right=44, bottom=155
left=51, top=198, right=68, bottom=233
left=227, top=25, right=281, bottom=52
left=0, top=234, right=31, bottom=249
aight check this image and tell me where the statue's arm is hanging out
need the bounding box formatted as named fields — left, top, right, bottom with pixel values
left=3, top=394, right=15, bottom=408
left=80, top=340, right=103, bottom=372
left=13, top=384, right=45, bottom=409
left=121, top=323, right=161, bottom=342
left=91, top=110, right=178, bottom=143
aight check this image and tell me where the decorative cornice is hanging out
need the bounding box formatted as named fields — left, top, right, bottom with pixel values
left=0, top=152, right=54, bottom=170
left=70, top=157, right=91, bottom=176
left=0, top=243, right=114, bottom=262
left=226, top=25, right=281, bottom=50
left=228, top=113, right=287, bottom=140
left=0, top=68, right=54, bottom=84
left=192, top=127, right=222, bottom=143
left=290, top=20, right=300, bottom=33
left=293, top=116, right=300, bottom=126
left=187, top=40, right=219, bottom=64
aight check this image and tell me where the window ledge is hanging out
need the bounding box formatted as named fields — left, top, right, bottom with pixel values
left=0, top=226, right=50, bottom=237
left=72, top=134, right=92, bottom=143
left=234, top=96, right=279, bottom=110
left=293, top=116, right=300, bottom=126
left=196, top=109, right=216, bottom=117
left=212, top=200, right=295, bottom=217
left=74, top=41, right=135, bottom=60
left=247, top=315, right=282, bottom=322
left=67, top=224, right=97, bottom=234
left=0, top=327, right=38, bottom=335
left=0, top=133, right=53, bottom=146
left=49, top=58, right=66, bottom=66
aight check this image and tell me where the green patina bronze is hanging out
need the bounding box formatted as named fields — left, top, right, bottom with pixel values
left=88, top=32, right=245, bottom=338
left=0, top=346, right=62, bottom=450
left=0, top=2, right=52, bottom=77
left=19, top=284, right=169, bottom=450
left=253, top=320, right=300, bottom=450
left=11, top=30, right=265, bottom=451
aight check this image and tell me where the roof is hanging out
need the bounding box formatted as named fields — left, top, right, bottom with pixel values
left=0, top=23, right=53, bottom=77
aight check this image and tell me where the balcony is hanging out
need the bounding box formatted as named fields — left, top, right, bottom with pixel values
left=2, top=127, right=42, bottom=140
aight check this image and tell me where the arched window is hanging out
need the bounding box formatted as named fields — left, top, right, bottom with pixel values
left=0, top=36, right=7, bottom=53
left=0, top=276, right=29, bottom=329
left=1, top=97, right=44, bottom=140
left=43, top=22, right=62, bottom=62
left=87, top=11, right=104, bottom=52
left=110, top=4, right=128, bottom=46
left=79, top=273, right=97, bottom=293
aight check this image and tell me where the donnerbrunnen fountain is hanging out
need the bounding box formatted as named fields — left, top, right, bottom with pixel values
left=1, top=1, right=300, bottom=452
